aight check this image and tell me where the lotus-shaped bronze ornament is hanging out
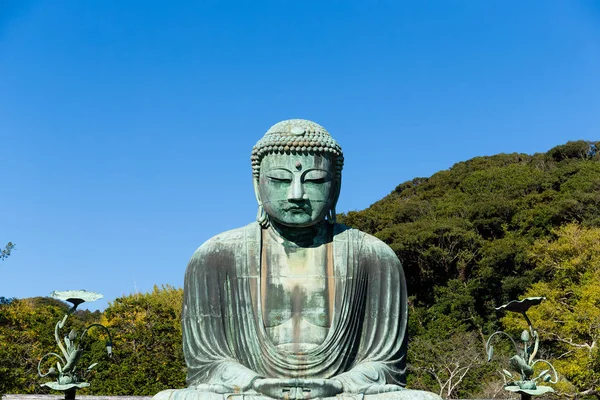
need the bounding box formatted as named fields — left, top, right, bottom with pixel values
left=50, top=290, right=103, bottom=308
left=39, top=290, right=112, bottom=400
left=495, top=296, right=545, bottom=314
left=505, top=384, right=554, bottom=397
left=486, top=297, right=557, bottom=399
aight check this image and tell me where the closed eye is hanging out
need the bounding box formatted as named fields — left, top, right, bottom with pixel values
left=303, top=169, right=330, bottom=183
left=303, top=177, right=326, bottom=184
left=265, top=169, right=293, bottom=183
left=268, top=176, right=292, bottom=183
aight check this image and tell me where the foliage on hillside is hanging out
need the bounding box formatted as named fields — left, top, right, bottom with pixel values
left=0, top=297, right=100, bottom=394
left=86, top=285, right=185, bottom=395
left=502, top=224, right=600, bottom=398
left=0, top=286, right=183, bottom=396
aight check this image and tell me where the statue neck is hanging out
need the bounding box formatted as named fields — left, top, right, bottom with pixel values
left=268, top=220, right=328, bottom=247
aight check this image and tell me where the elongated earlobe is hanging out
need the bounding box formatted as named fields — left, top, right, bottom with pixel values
left=327, top=207, right=336, bottom=224
left=256, top=205, right=269, bottom=227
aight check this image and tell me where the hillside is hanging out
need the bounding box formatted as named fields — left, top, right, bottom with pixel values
left=341, top=140, right=600, bottom=313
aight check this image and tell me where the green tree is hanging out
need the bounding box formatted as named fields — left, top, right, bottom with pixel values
left=408, top=331, right=488, bottom=399
left=0, top=296, right=103, bottom=395
left=0, top=297, right=70, bottom=394
left=502, top=224, right=600, bottom=398
left=1, top=242, right=15, bottom=261
left=86, top=285, right=185, bottom=396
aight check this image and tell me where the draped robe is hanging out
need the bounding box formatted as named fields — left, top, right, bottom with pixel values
left=155, top=222, right=440, bottom=400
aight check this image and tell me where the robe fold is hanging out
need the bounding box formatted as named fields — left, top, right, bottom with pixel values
left=181, top=222, right=408, bottom=393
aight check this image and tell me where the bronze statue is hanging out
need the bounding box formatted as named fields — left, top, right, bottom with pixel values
left=155, top=119, right=441, bottom=400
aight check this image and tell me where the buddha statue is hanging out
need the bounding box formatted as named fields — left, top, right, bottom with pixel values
left=155, top=120, right=441, bottom=400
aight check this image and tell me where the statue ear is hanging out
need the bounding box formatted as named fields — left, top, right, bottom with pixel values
left=253, top=178, right=269, bottom=227
left=327, top=177, right=341, bottom=224
left=253, top=178, right=262, bottom=205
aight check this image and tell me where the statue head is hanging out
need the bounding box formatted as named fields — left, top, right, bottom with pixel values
left=251, top=119, right=344, bottom=228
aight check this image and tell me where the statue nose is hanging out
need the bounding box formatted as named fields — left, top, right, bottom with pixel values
left=288, top=179, right=305, bottom=201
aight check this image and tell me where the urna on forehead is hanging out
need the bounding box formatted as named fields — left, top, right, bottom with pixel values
left=251, top=119, right=344, bottom=179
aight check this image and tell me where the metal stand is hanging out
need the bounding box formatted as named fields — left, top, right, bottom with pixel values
left=64, top=389, right=76, bottom=400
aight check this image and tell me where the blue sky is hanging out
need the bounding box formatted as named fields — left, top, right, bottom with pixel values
left=1, top=1, right=599, bottom=310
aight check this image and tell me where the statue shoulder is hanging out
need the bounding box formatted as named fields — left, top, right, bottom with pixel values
left=189, top=222, right=259, bottom=263
left=334, top=223, right=400, bottom=264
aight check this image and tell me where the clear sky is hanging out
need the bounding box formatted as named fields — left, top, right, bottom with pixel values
left=2, top=1, right=599, bottom=310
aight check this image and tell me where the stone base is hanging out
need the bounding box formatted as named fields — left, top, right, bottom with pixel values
left=153, top=389, right=442, bottom=400
left=1, top=396, right=151, bottom=400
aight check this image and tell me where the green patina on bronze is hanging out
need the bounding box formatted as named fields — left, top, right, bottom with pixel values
left=155, top=119, right=441, bottom=400
left=252, top=120, right=343, bottom=228
left=486, top=297, right=558, bottom=400
left=38, top=290, right=113, bottom=400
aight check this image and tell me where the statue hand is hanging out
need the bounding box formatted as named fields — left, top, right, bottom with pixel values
left=361, top=384, right=404, bottom=395
left=252, top=379, right=286, bottom=398
left=193, top=383, right=236, bottom=394
left=252, top=378, right=343, bottom=399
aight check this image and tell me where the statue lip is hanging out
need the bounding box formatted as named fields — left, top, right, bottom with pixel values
left=285, top=206, right=309, bottom=212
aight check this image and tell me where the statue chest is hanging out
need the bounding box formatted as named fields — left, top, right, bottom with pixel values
left=261, top=240, right=334, bottom=351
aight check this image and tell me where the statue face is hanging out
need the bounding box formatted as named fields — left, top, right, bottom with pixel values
left=258, top=153, right=335, bottom=227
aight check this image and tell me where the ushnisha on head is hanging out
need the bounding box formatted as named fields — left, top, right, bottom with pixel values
left=252, top=119, right=344, bottom=228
